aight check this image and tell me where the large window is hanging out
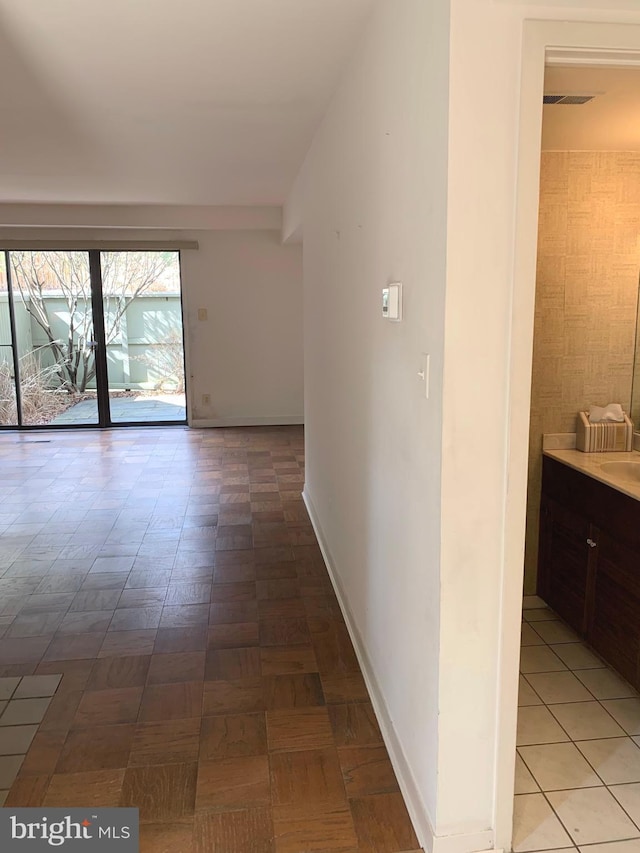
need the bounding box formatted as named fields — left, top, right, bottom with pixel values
left=0, top=249, right=186, bottom=428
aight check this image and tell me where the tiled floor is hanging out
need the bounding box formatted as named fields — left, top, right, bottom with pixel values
left=0, top=426, right=421, bottom=853
left=515, top=594, right=640, bottom=853
left=0, top=674, right=62, bottom=801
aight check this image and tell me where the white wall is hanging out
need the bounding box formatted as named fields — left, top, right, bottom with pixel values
left=287, top=1, right=450, bottom=845
left=182, top=229, right=303, bottom=425
left=289, top=1, right=640, bottom=851
left=445, top=4, right=640, bottom=848
left=0, top=211, right=303, bottom=426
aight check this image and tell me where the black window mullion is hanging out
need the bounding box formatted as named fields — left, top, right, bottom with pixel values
left=88, top=250, right=111, bottom=427
left=4, top=251, right=23, bottom=427
left=177, top=250, right=189, bottom=424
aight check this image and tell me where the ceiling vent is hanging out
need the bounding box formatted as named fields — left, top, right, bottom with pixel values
left=543, top=94, right=595, bottom=105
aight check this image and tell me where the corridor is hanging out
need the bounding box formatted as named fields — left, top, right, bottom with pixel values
left=0, top=426, right=419, bottom=852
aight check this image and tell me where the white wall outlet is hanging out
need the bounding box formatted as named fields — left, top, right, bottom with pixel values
left=382, top=282, right=402, bottom=321
left=197, top=308, right=208, bottom=321
left=202, top=394, right=211, bottom=406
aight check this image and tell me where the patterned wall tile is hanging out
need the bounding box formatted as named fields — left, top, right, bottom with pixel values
left=524, top=151, right=640, bottom=592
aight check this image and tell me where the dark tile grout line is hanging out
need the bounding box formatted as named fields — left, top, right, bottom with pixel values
left=517, top=601, right=640, bottom=850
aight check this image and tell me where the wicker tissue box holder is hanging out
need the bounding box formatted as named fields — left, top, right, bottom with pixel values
left=576, top=411, right=633, bottom=452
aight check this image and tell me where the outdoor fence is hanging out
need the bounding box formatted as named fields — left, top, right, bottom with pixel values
left=0, top=293, right=183, bottom=391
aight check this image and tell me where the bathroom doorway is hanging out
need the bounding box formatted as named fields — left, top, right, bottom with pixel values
left=504, top=27, right=640, bottom=853
left=523, top=64, right=640, bottom=603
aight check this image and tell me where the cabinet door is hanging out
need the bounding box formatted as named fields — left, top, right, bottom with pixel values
left=538, top=496, right=591, bottom=634
left=588, top=531, right=640, bottom=687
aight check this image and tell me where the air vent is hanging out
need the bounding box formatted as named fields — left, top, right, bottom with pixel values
left=543, top=94, right=595, bottom=105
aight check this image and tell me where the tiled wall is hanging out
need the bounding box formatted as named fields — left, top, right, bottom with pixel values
left=633, top=299, right=640, bottom=426
left=524, top=151, right=640, bottom=593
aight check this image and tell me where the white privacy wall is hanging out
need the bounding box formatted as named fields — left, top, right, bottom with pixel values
left=288, top=0, right=450, bottom=843
left=288, top=0, right=640, bottom=850
left=0, top=215, right=304, bottom=426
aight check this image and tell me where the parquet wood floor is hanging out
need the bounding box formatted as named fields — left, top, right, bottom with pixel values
left=0, top=426, right=421, bottom=852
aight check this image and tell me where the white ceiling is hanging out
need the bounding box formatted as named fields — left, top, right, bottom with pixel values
left=543, top=64, right=640, bottom=150
left=0, top=0, right=374, bottom=205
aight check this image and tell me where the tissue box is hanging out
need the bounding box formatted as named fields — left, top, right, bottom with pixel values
left=576, top=411, right=633, bottom=452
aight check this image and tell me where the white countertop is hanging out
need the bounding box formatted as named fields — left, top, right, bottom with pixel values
left=543, top=448, right=640, bottom=502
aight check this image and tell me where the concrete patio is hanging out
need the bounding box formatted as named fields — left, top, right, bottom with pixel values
left=51, top=393, right=186, bottom=425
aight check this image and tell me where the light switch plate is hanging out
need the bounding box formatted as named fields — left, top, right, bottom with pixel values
left=382, top=283, right=402, bottom=321
left=197, top=308, right=208, bottom=321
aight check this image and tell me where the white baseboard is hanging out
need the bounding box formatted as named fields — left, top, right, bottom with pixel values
left=190, top=415, right=304, bottom=428
left=433, top=839, right=497, bottom=853
left=302, top=488, right=434, bottom=848
left=303, top=487, right=497, bottom=853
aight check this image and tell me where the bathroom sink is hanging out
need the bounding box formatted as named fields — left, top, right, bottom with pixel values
left=599, top=461, right=640, bottom=482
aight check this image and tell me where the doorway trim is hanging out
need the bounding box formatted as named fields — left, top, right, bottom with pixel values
left=497, top=20, right=640, bottom=851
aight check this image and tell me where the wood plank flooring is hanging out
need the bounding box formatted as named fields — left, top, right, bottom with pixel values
left=0, top=426, right=421, bottom=852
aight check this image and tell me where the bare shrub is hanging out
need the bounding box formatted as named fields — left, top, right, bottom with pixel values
left=10, top=251, right=175, bottom=394
left=0, top=361, right=18, bottom=425
left=0, top=353, right=77, bottom=426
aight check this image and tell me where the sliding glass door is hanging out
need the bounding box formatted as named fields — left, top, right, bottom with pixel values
left=101, top=252, right=186, bottom=424
left=0, top=249, right=187, bottom=429
left=9, top=251, right=100, bottom=426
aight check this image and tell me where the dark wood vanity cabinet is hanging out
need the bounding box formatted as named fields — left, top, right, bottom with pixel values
left=538, top=496, right=594, bottom=635
left=588, top=531, right=640, bottom=686
left=537, top=456, right=640, bottom=688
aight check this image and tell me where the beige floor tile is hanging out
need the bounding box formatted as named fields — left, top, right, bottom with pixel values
left=525, top=671, right=594, bottom=705
left=0, top=697, right=52, bottom=726
left=523, top=608, right=559, bottom=623
left=609, top=783, right=640, bottom=827
left=0, top=755, right=25, bottom=789
left=519, top=676, right=543, bottom=708
left=577, top=738, right=640, bottom=785
left=521, top=624, right=546, bottom=647
left=550, top=703, right=626, bottom=741
left=515, top=754, right=539, bottom=794
left=602, top=700, right=640, bottom=736
left=576, top=670, right=638, bottom=701
left=512, top=793, right=572, bottom=851
left=0, top=724, right=38, bottom=756
left=533, top=621, right=581, bottom=645
left=520, top=646, right=567, bottom=674
left=523, top=596, right=548, bottom=610
left=547, top=787, right=639, bottom=845
left=0, top=678, right=20, bottom=700
left=579, top=841, right=640, bottom=853
left=517, top=706, right=570, bottom=746
left=551, top=643, right=607, bottom=671
left=14, top=674, right=62, bottom=699
left=519, top=742, right=602, bottom=791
